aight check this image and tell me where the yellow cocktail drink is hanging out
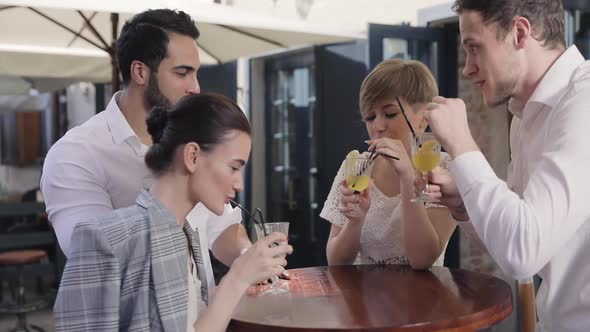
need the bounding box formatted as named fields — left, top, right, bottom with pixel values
left=411, top=139, right=440, bottom=173
left=346, top=174, right=371, bottom=191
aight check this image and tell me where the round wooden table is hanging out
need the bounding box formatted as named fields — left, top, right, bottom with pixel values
left=229, top=265, right=513, bottom=331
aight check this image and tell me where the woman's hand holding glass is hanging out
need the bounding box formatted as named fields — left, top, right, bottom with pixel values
left=226, top=232, right=292, bottom=290
left=339, top=180, right=372, bottom=224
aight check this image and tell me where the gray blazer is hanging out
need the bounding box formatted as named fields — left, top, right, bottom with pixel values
left=54, top=189, right=206, bottom=331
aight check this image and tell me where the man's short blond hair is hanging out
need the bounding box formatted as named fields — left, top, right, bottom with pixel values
left=359, top=59, right=438, bottom=119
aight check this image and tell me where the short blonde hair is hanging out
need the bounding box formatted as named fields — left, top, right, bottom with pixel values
left=359, top=59, right=438, bottom=119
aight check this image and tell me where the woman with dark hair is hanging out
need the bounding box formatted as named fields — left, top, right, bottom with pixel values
left=54, top=93, right=292, bottom=332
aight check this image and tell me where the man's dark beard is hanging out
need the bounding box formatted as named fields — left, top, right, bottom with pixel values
left=144, top=74, right=172, bottom=110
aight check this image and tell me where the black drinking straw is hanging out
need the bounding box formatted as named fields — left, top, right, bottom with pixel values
left=396, top=96, right=417, bottom=137
left=230, top=200, right=269, bottom=236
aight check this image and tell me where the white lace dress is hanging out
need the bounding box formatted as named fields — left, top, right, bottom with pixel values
left=320, top=152, right=451, bottom=266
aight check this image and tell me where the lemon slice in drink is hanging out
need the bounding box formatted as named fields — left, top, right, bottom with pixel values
left=344, top=150, right=359, bottom=186
left=344, top=150, right=370, bottom=191
left=349, top=175, right=370, bottom=191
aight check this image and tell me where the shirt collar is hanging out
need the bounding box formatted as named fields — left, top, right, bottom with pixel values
left=105, top=91, right=142, bottom=146
left=138, top=189, right=185, bottom=245
left=508, top=45, right=585, bottom=118
left=136, top=188, right=169, bottom=215
left=136, top=188, right=153, bottom=209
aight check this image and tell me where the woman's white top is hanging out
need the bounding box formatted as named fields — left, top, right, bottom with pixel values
left=320, top=152, right=451, bottom=266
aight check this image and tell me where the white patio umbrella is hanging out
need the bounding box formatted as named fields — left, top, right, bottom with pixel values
left=0, top=0, right=363, bottom=92
left=0, top=75, right=79, bottom=95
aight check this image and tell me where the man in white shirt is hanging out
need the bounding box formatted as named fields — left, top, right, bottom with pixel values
left=41, top=9, right=251, bottom=292
left=420, top=1, right=590, bottom=331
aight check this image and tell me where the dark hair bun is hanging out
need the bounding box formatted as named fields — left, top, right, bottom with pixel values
left=145, top=93, right=251, bottom=174
left=146, top=107, right=169, bottom=144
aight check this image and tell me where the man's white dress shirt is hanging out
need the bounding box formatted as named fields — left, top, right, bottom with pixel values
left=41, top=92, right=240, bottom=291
left=450, top=46, right=590, bottom=332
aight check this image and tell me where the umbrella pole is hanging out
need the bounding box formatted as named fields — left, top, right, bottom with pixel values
left=110, top=13, right=120, bottom=94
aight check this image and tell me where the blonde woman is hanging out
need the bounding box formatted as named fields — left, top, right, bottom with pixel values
left=321, top=59, right=456, bottom=269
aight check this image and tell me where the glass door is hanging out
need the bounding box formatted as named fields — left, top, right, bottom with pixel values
left=564, top=0, right=590, bottom=58
left=369, top=23, right=457, bottom=97
left=265, top=52, right=317, bottom=267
